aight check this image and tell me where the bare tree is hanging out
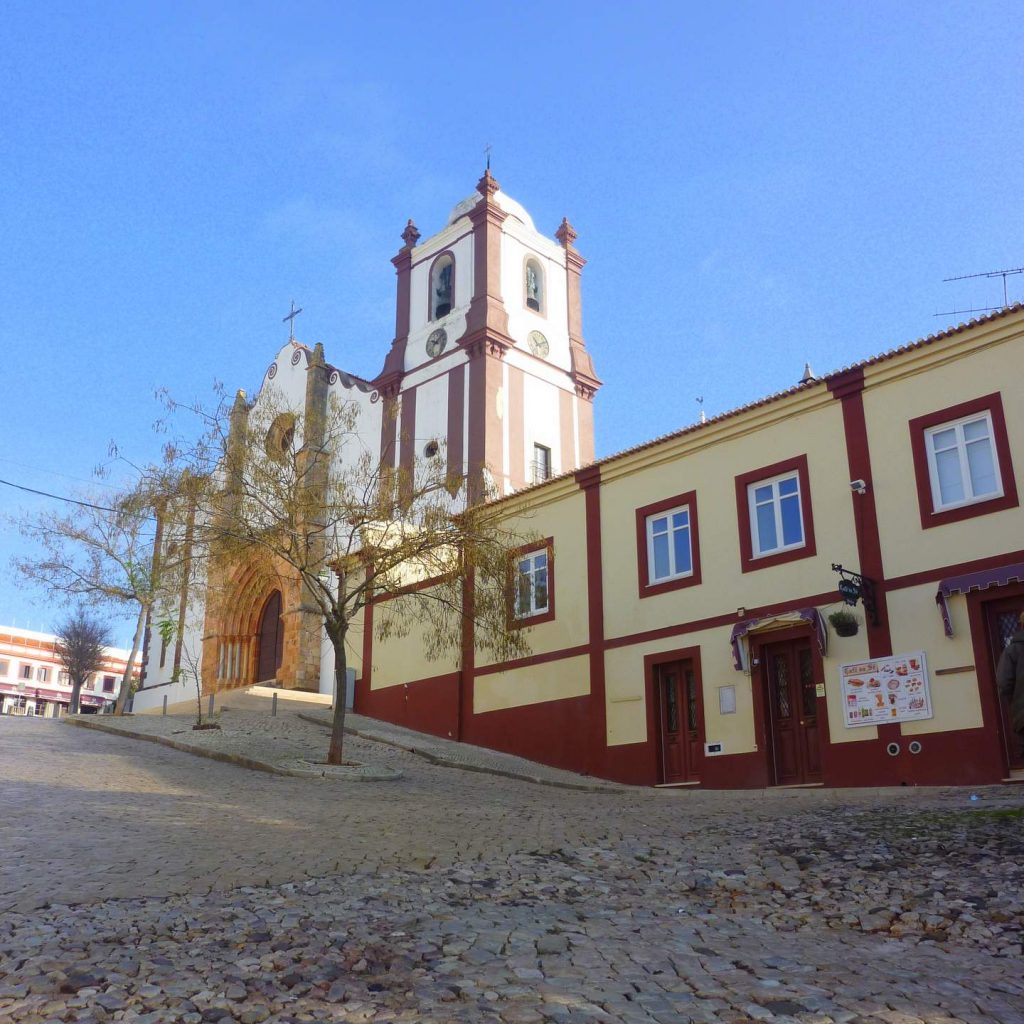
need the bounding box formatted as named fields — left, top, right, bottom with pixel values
left=13, top=474, right=187, bottom=715
left=168, top=355, right=534, bottom=765
left=54, top=610, right=111, bottom=715
left=156, top=617, right=212, bottom=730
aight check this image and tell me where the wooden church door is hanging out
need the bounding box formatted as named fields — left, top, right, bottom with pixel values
left=256, top=590, right=284, bottom=684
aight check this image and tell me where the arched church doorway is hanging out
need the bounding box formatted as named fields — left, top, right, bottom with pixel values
left=256, top=590, right=284, bottom=683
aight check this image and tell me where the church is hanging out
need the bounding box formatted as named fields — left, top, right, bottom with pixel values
left=136, top=171, right=1024, bottom=790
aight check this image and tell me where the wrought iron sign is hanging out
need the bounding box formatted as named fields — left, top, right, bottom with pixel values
left=831, top=563, right=879, bottom=626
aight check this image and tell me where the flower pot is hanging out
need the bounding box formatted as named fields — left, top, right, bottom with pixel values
left=832, top=621, right=859, bottom=637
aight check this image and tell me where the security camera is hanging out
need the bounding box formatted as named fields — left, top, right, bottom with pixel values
left=850, top=479, right=867, bottom=494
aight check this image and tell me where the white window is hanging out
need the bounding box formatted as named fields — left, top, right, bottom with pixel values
left=646, top=506, right=693, bottom=583
left=0, top=660, right=8, bottom=677
left=925, top=412, right=1002, bottom=511
left=36, top=667, right=48, bottom=683
left=20, top=664, right=32, bottom=680
left=748, top=471, right=805, bottom=557
left=514, top=549, right=550, bottom=618
left=532, top=444, right=552, bottom=484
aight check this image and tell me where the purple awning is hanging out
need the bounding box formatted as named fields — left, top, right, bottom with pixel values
left=730, top=608, right=828, bottom=670
left=936, top=561, right=1024, bottom=637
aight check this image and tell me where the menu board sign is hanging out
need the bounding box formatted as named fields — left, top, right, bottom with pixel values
left=839, top=651, right=933, bottom=728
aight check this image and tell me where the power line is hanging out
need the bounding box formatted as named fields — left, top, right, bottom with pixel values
left=0, top=476, right=156, bottom=520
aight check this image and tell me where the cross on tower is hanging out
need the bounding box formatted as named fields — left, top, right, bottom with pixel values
left=283, top=300, right=303, bottom=341
left=484, top=143, right=492, bottom=170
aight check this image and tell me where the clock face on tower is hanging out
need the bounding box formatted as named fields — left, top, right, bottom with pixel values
left=528, top=330, right=550, bottom=359
left=426, top=328, right=447, bottom=359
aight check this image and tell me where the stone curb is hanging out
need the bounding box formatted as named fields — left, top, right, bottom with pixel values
left=297, top=712, right=623, bottom=793
left=63, top=718, right=401, bottom=781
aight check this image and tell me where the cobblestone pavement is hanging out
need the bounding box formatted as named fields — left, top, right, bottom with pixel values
left=2, top=716, right=1023, bottom=1024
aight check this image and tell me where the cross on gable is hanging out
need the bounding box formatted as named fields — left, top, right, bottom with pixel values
left=283, top=300, right=303, bottom=341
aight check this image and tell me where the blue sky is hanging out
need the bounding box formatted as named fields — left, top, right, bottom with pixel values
left=2, top=0, right=1022, bottom=641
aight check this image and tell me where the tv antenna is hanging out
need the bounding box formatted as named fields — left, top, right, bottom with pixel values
left=696, top=396, right=706, bottom=424
left=935, top=265, right=1023, bottom=318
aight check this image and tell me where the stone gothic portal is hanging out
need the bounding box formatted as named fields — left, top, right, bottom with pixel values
left=256, top=590, right=284, bottom=683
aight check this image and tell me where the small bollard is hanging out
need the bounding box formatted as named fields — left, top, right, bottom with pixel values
left=272, top=692, right=278, bottom=718
left=162, top=695, right=168, bottom=716
left=208, top=693, right=215, bottom=718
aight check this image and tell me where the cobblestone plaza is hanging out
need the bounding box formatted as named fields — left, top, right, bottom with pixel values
left=1, top=715, right=1022, bottom=1024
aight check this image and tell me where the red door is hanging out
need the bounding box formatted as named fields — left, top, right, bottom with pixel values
left=985, top=596, right=1024, bottom=772
left=763, top=637, right=821, bottom=785
left=256, top=590, right=284, bottom=684
left=655, top=660, right=703, bottom=784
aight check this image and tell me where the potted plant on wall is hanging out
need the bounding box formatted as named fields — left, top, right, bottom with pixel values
left=828, top=608, right=860, bottom=637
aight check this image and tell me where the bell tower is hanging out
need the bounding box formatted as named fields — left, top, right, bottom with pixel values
left=375, top=171, right=601, bottom=503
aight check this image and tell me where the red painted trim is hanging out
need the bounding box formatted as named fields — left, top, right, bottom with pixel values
left=446, top=365, right=465, bottom=490
left=356, top=572, right=374, bottom=706
left=826, top=377, right=897, bottom=753
left=508, top=537, right=556, bottom=629
left=734, top=454, right=817, bottom=573
left=458, top=568, right=473, bottom=742
left=465, top=346, right=486, bottom=504
left=908, top=392, right=1018, bottom=530
left=398, top=387, right=416, bottom=505
left=558, top=388, right=574, bottom=479
left=427, top=250, right=457, bottom=322
left=826, top=377, right=893, bottom=661
left=825, top=366, right=864, bottom=400
left=578, top=466, right=606, bottom=777
left=508, top=365, right=526, bottom=489
left=465, top=692, right=591, bottom=775
left=634, top=490, right=702, bottom=598
left=475, top=644, right=590, bottom=677
left=604, top=589, right=840, bottom=652
left=379, top=395, right=398, bottom=474
left=885, top=547, right=1024, bottom=592
left=643, top=645, right=706, bottom=784
left=356, top=670, right=460, bottom=740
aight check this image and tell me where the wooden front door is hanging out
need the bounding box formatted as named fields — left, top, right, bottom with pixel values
left=655, top=660, right=703, bottom=784
left=984, top=595, right=1024, bottom=771
left=763, top=637, right=822, bottom=785
left=256, top=590, right=284, bottom=684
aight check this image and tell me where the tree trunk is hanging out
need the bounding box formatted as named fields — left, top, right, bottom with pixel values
left=70, top=680, right=82, bottom=715
left=326, top=634, right=348, bottom=765
left=114, top=603, right=147, bottom=715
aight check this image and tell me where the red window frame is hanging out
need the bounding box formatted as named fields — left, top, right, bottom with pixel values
left=734, top=454, right=816, bottom=573
left=635, top=491, right=702, bottom=598
left=908, top=392, right=1018, bottom=530
left=508, top=537, right=555, bottom=628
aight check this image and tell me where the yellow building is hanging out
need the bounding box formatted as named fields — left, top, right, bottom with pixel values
left=361, top=303, right=1024, bottom=788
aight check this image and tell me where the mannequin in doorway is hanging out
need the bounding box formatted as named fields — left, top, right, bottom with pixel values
left=996, top=610, right=1024, bottom=757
